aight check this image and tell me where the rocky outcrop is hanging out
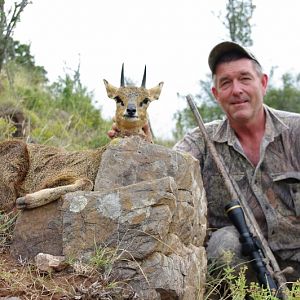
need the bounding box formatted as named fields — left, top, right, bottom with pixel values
left=11, top=136, right=207, bottom=299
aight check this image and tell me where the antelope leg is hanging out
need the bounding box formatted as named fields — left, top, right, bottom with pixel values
left=16, top=179, right=93, bottom=209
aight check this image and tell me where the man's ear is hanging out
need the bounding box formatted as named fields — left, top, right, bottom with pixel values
left=103, top=79, right=119, bottom=99
left=148, top=82, right=164, bottom=100
left=211, top=86, right=219, bottom=101
left=261, top=74, right=268, bottom=96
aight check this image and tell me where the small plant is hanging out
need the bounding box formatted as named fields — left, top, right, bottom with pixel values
left=284, top=280, right=300, bottom=299
left=205, top=257, right=300, bottom=300
left=0, top=210, right=19, bottom=252
left=0, top=118, right=16, bottom=141
left=89, top=246, right=115, bottom=272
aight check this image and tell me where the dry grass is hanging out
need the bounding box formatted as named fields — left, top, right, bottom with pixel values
left=0, top=253, right=137, bottom=299
left=0, top=211, right=137, bottom=299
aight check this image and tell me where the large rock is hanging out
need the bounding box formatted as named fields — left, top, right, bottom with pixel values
left=10, top=199, right=62, bottom=258
left=95, top=137, right=207, bottom=248
left=11, top=136, right=207, bottom=299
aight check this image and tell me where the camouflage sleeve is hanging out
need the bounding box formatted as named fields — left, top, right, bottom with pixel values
left=173, top=128, right=204, bottom=163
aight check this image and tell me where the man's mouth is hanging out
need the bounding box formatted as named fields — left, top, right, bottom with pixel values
left=231, top=98, right=249, bottom=105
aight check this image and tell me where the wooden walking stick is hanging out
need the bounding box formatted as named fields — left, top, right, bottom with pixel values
left=186, top=94, right=290, bottom=298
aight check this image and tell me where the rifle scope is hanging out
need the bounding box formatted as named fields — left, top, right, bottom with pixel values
left=225, top=200, right=278, bottom=291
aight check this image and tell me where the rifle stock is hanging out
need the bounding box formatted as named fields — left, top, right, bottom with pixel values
left=186, top=94, right=288, bottom=298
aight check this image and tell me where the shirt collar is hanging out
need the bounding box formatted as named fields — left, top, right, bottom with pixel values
left=211, top=105, right=289, bottom=144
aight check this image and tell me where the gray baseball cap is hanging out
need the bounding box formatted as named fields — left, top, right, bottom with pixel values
left=208, top=41, right=261, bottom=73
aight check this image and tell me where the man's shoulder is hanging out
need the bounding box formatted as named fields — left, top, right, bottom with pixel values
left=267, top=106, right=300, bottom=130
left=173, top=119, right=223, bottom=158
left=205, top=119, right=224, bottom=133
left=187, top=119, right=223, bottom=137
left=268, top=106, right=300, bottom=121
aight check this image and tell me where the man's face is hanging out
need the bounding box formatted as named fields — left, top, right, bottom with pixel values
left=211, top=58, right=268, bottom=126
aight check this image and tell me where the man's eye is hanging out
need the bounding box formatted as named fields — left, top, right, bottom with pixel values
left=220, top=81, right=230, bottom=88
left=114, top=96, right=124, bottom=106
left=241, top=77, right=251, bottom=81
left=140, top=98, right=150, bottom=107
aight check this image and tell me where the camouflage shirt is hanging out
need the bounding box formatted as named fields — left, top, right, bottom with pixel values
left=174, top=105, right=300, bottom=260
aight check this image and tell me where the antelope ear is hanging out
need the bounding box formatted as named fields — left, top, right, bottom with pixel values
left=148, top=82, right=164, bottom=100
left=103, top=79, right=119, bottom=99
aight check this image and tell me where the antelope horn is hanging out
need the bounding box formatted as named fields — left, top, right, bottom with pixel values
left=120, top=63, right=125, bottom=87
left=141, top=65, right=146, bottom=88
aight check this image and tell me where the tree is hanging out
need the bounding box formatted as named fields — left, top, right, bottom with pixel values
left=0, top=0, right=30, bottom=72
left=265, top=72, right=300, bottom=113
left=221, top=0, right=255, bottom=46
left=173, top=76, right=223, bottom=140
left=6, top=40, right=47, bottom=84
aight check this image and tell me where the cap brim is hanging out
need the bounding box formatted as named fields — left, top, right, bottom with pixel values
left=208, top=41, right=260, bottom=73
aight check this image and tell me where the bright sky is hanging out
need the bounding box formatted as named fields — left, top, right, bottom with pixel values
left=11, top=0, right=300, bottom=139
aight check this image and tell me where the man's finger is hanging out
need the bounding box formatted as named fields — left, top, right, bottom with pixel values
left=107, top=130, right=117, bottom=138
left=112, top=123, right=120, bottom=132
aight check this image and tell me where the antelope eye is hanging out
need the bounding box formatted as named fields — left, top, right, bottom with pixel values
left=140, top=98, right=150, bottom=106
left=114, top=96, right=124, bottom=106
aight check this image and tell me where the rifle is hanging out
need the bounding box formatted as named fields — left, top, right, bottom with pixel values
left=186, top=94, right=289, bottom=298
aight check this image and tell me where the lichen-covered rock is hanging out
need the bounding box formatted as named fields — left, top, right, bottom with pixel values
left=62, top=176, right=177, bottom=259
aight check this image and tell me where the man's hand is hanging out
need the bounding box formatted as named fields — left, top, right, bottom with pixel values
left=107, top=122, right=120, bottom=139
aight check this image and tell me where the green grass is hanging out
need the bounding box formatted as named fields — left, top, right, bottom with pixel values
left=204, top=256, right=300, bottom=300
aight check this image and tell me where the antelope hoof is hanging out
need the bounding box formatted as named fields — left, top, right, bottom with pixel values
left=16, top=196, right=27, bottom=210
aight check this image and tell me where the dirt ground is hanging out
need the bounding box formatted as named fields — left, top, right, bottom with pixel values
left=0, top=249, right=135, bottom=300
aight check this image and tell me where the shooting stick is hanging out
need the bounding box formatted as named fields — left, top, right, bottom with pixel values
left=186, top=94, right=288, bottom=295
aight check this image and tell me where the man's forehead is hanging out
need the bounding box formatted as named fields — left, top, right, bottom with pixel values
left=215, top=59, right=255, bottom=75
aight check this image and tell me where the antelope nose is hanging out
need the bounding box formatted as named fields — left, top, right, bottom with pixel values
left=126, top=104, right=136, bottom=116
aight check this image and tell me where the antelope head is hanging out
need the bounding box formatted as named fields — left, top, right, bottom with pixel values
left=103, top=64, right=164, bottom=137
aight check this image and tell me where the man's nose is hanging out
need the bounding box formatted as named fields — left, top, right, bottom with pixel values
left=232, top=80, right=243, bottom=95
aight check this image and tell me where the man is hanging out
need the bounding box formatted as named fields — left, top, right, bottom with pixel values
left=108, top=41, right=300, bottom=282
left=174, top=41, right=300, bottom=282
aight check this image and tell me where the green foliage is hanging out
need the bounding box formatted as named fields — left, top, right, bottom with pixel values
left=89, top=246, right=115, bottom=272
left=0, top=117, right=16, bottom=139
left=173, top=100, right=223, bottom=140
left=205, top=258, right=300, bottom=300
left=0, top=42, right=112, bottom=150
left=285, top=280, right=300, bottom=299
left=173, top=76, right=223, bottom=140
left=7, top=41, right=47, bottom=83
left=265, top=72, right=300, bottom=113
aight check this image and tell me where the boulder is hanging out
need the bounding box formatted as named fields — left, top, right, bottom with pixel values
left=10, top=198, right=62, bottom=258
left=10, top=136, right=207, bottom=299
